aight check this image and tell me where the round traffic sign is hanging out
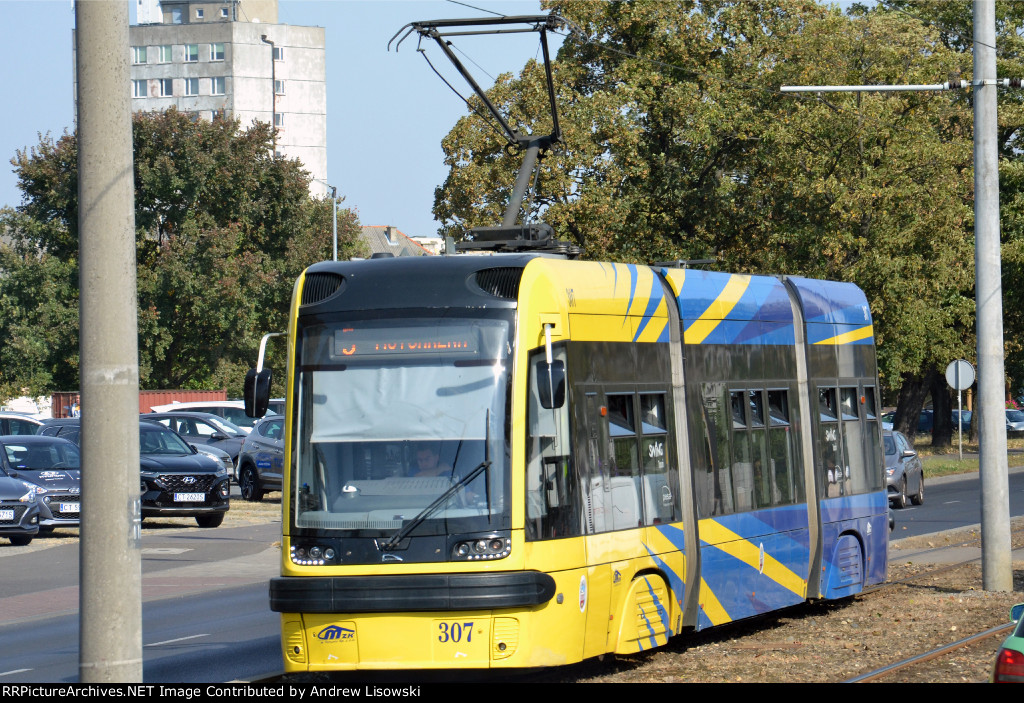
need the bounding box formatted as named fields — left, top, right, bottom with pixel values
left=945, top=359, right=975, bottom=390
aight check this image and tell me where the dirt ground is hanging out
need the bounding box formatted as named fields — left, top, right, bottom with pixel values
left=545, top=526, right=1024, bottom=684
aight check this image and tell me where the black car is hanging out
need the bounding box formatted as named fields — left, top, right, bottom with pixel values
left=0, top=435, right=81, bottom=530
left=39, top=419, right=230, bottom=528
left=0, top=474, right=40, bottom=545
left=235, top=414, right=284, bottom=502
left=141, top=412, right=246, bottom=469
left=37, top=417, right=81, bottom=444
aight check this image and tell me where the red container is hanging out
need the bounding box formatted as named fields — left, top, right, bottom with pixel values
left=50, top=389, right=228, bottom=417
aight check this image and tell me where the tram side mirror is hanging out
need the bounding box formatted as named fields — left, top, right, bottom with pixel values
left=536, top=360, right=566, bottom=410
left=244, top=367, right=272, bottom=418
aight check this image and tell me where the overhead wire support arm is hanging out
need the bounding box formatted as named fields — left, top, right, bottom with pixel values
left=780, top=80, right=968, bottom=93
left=390, top=13, right=576, bottom=250
left=781, top=78, right=1024, bottom=93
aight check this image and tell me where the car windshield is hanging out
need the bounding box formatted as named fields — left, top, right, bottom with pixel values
left=203, top=416, right=244, bottom=436
left=1009, top=410, right=1024, bottom=423
left=292, top=316, right=511, bottom=536
left=140, top=425, right=193, bottom=455
left=4, top=441, right=81, bottom=470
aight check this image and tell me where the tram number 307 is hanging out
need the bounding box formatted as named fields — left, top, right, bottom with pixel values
left=438, top=621, right=474, bottom=643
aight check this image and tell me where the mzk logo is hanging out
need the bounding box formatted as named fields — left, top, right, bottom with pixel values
left=316, top=625, right=355, bottom=641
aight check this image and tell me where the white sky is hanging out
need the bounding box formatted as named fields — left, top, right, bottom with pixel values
left=0, top=0, right=558, bottom=240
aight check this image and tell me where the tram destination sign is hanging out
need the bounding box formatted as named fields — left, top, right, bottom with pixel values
left=333, top=325, right=481, bottom=359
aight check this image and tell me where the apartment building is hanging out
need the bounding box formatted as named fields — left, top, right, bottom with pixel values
left=118, top=0, right=327, bottom=194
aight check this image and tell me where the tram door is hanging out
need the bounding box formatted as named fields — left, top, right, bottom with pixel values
left=577, top=387, right=615, bottom=658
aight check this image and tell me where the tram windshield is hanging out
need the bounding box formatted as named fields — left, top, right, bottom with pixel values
left=293, top=316, right=511, bottom=535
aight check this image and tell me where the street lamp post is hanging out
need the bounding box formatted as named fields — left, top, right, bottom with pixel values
left=330, top=185, right=337, bottom=262
left=260, top=35, right=276, bottom=151
left=313, top=178, right=338, bottom=261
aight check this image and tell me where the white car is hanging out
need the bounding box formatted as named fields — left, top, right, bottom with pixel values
left=1008, top=409, right=1024, bottom=434
left=147, top=401, right=256, bottom=433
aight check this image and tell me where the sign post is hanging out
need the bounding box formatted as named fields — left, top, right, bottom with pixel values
left=946, top=359, right=976, bottom=460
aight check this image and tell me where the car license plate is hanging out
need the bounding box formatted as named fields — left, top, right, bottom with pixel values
left=173, top=493, right=205, bottom=502
left=0, top=509, right=13, bottom=521
left=60, top=503, right=80, bottom=514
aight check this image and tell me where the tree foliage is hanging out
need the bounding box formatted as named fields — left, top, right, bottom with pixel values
left=0, top=109, right=366, bottom=397
left=433, top=0, right=978, bottom=442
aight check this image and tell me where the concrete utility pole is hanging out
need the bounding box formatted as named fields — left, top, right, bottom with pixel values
left=973, top=0, right=1013, bottom=592
left=76, top=0, right=143, bottom=681
left=781, top=0, right=1013, bottom=591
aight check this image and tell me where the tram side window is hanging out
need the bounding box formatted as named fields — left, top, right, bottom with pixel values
left=840, top=385, right=884, bottom=495
left=698, top=385, right=734, bottom=517
left=526, top=347, right=580, bottom=540
left=767, top=390, right=802, bottom=505
left=605, top=393, right=642, bottom=530
left=839, top=387, right=865, bottom=494
left=819, top=387, right=845, bottom=497
left=639, top=393, right=680, bottom=524
left=863, top=386, right=884, bottom=491
left=701, top=386, right=800, bottom=515
left=729, top=391, right=755, bottom=511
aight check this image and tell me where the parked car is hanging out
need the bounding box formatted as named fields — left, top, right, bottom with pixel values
left=0, top=412, right=43, bottom=436
left=235, top=414, right=284, bottom=502
left=952, top=409, right=973, bottom=434
left=992, top=603, right=1024, bottom=682
left=0, top=435, right=81, bottom=531
left=0, top=472, right=40, bottom=546
left=1008, top=409, right=1024, bottom=435
left=142, top=412, right=246, bottom=468
left=147, top=401, right=257, bottom=433
left=190, top=443, right=234, bottom=476
left=884, top=429, right=924, bottom=509
left=38, top=418, right=230, bottom=528
left=37, top=418, right=80, bottom=444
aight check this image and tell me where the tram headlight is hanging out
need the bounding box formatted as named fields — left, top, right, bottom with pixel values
left=290, top=542, right=338, bottom=566
left=451, top=533, right=511, bottom=561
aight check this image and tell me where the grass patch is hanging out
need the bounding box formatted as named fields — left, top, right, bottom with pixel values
left=910, top=434, right=1024, bottom=479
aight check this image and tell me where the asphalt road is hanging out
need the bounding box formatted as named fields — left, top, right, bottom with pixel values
left=3, top=465, right=1022, bottom=682
left=0, top=520, right=282, bottom=682
left=889, top=464, right=1024, bottom=538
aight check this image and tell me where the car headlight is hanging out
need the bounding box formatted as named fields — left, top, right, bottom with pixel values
left=21, top=481, right=45, bottom=495
left=18, top=490, right=35, bottom=503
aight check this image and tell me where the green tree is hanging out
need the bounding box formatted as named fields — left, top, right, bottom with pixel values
left=433, top=0, right=976, bottom=444
left=1, top=109, right=366, bottom=396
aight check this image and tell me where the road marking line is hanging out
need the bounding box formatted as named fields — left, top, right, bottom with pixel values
left=145, top=633, right=210, bottom=647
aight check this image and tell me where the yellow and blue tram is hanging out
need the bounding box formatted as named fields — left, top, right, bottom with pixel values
left=263, top=253, right=887, bottom=670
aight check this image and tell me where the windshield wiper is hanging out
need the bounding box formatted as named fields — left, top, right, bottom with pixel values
left=378, top=459, right=491, bottom=551
left=379, top=411, right=491, bottom=552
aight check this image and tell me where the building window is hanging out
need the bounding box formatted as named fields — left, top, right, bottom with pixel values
left=220, top=8, right=229, bottom=18
left=211, top=76, right=226, bottom=95
left=184, top=78, right=199, bottom=96
left=274, top=113, right=284, bottom=127
left=274, top=80, right=285, bottom=95
left=159, top=78, right=173, bottom=97
left=158, top=45, right=172, bottom=63
left=132, top=46, right=147, bottom=64
left=210, top=43, right=224, bottom=61
left=185, top=44, right=199, bottom=62
left=170, top=7, right=183, bottom=24
left=132, top=80, right=148, bottom=98
left=273, top=46, right=284, bottom=61
left=195, top=8, right=204, bottom=19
